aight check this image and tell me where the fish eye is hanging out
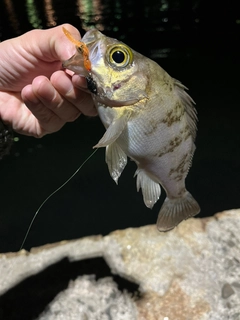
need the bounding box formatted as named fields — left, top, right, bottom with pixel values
left=107, top=44, right=133, bottom=69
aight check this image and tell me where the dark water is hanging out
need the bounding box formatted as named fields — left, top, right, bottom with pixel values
left=0, top=0, right=240, bottom=253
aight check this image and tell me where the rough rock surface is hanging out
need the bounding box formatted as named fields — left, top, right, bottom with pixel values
left=0, top=210, right=240, bottom=320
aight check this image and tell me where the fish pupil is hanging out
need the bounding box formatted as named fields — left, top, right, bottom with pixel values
left=112, top=50, right=125, bottom=64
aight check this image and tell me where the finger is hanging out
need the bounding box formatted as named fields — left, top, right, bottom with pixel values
left=51, top=70, right=97, bottom=116
left=0, top=91, right=44, bottom=137
left=22, top=76, right=80, bottom=133
left=24, top=24, right=82, bottom=63
left=51, top=24, right=82, bottom=61
left=72, top=74, right=88, bottom=90
left=22, top=83, right=66, bottom=135
left=32, top=76, right=83, bottom=122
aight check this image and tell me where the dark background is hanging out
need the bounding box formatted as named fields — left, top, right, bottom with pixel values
left=0, top=0, right=239, bottom=253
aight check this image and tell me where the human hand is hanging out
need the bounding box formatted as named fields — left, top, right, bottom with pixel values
left=0, top=24, right=96, bottom=137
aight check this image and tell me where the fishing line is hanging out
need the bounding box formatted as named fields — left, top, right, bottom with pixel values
left=19, top=148, right=98, bottom=251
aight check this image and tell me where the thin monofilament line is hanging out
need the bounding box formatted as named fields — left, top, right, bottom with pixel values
left=19, top=148, right=98, bottom=251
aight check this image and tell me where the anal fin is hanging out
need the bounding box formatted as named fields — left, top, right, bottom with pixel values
left=157, top=191, right=200, bottom=232
left=135, top=169, right=161, bottom=209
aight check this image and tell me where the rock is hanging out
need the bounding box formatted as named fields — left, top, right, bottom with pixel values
left=38, top=275, right=138, bottom=320
left=0, top=209, right=240, bottom=320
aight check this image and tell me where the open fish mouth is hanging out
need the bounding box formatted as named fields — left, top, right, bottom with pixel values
left=62, top=29, right=105, bottom=94
left=62, top=54, right=89, bottom=76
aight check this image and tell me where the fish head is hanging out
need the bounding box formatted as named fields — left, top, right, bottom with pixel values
left=63, top=29, right=149, bottom=107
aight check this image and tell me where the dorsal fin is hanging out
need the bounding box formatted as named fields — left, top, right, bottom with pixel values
left=174, top=79, right=198, bottom=141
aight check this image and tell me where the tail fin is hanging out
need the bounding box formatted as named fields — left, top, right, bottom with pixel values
left=157, top=191, right=200, bottom=232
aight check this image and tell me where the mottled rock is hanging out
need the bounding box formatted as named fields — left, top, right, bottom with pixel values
left=38, top=276, right=137, bottom=320
left=0, top=210, right=240, bottom=319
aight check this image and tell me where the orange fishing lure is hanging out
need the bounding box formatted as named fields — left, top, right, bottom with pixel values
left=62, top=27, right=91, bottom=72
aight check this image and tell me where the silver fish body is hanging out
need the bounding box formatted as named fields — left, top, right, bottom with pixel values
left=63, top=29, right=200, bottom=231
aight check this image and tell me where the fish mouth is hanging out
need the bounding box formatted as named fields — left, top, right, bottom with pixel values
left=62, top=54, right=89, bottom=77
left=62, top=30, right=101, bottom=74
left=62, top=55, right=98, bottom=95
left=62, top=29, right=104, bottom=91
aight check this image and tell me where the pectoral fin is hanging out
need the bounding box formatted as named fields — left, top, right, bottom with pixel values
left=94, top=111, right=131, bottom=148
left=135, top=169, right=161, bottom=208
left=106, top=143, right=127, bottom=184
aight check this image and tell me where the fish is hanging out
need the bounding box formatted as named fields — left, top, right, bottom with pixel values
left=63, top=29, right=200, bottom=232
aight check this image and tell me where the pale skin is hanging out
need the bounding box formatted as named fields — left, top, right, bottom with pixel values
left=0, top=24, right=96, bottom=138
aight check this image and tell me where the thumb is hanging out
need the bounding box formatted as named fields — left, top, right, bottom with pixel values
left=21, top=23, right=81, bottom=62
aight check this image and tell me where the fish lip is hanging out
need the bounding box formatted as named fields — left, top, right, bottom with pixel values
left=62, top=30, right=104, bottom=79
left=62, top=53, right=90, bottom=77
